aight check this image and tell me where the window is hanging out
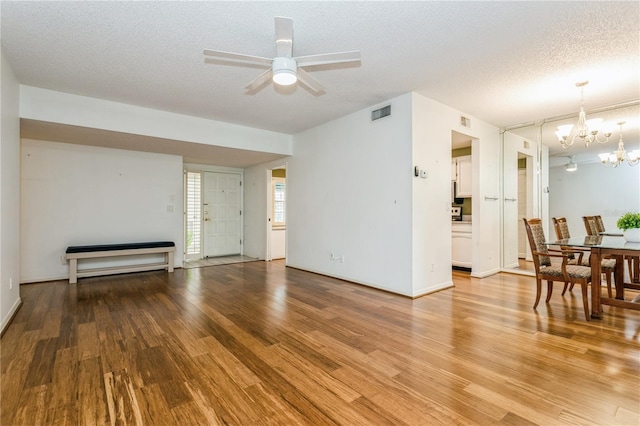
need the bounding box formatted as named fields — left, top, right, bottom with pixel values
left=272, top=177, right=286, bottom=228
left=185, top=172, right=201, bottom=256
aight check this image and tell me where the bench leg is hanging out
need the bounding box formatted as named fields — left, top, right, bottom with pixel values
left=69, top=258, right=78, bottom=284
left=167, top=251, right=174, bottom=272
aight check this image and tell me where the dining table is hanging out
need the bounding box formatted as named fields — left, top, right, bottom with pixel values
left=548, top=234, right=640, bottom=319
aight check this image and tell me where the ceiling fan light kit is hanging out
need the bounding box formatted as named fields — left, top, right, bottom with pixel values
left=556, top=81, right=612, bottom=149
left=203, top=16, right=361, bottom=95
left=272, top=57, right=297, bottom=86
left=565, top=156, right=578, bottom=172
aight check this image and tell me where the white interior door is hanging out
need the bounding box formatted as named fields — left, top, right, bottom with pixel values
left=203, top=172, right=241, bottom=257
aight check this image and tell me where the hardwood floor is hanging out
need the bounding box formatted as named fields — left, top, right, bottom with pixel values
left=2, top=262, right=639, bottom=425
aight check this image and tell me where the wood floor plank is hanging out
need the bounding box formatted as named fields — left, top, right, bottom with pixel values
left=10, top=384, right=49, bottom=426
left=78, top=357, right=109, bottom=425
left=104, top=368, right=144, bottom=425
left=134, top=383, right=172, bottom=425
left=47, top=346, right=78, bottom=408
left=2, top=262, right=639, bottom=425
left=23, top=337, right=58, bottom=389
left=196, top=335, right=262, bottom=388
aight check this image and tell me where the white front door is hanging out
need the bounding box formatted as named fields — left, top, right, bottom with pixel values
left=203, top=172, right=241, bottom=257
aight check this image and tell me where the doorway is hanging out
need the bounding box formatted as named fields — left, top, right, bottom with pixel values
left=184, top=169, right=257, bottom=269
left=268, top=167, right=286, bottom=260
left=451, top=131, right=473, bottom=272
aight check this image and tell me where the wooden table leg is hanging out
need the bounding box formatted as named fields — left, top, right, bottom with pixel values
left=591, top=248, right=602, bottom=319
left=614, top=254, right=625, bottom=299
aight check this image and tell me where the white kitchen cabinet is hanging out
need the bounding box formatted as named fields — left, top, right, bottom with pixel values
left=452, top=155, right=472, bottom=198
left=452, top=222, right=472, bottom=268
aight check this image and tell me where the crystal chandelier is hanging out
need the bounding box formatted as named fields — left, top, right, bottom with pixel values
left=598, top=122, right=640, bottom=167
left=555, top=81, right=613, bottom=149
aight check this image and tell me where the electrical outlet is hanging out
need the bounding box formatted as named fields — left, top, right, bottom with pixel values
left=9, top=277, right=13, bottom=290
left=61, top=255, right=67, bottom=265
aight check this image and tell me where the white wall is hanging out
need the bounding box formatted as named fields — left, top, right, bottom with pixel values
left=21, top=140, right=184, bottom=282
left=245, top=92, right=502, bottom=297
left=412, top=93, right=501, bottom=287
left=411, top=93, right=454, bottom=295
left=549, top=161, right=640, bottom=236
left=1, top=48, right=22, bottom=332
left=20, top=86, right=292, bottom=156
left=243, top=158, right=288, bottom=260
left=287, top=94, right=414, bottom=295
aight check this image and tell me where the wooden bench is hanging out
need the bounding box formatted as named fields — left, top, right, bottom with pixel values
left=65, top=241, right=175, bottom=284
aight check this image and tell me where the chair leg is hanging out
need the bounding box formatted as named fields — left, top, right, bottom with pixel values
left=628, top=255, right=640, bottom=283
left=579, top=281, right=590, bottom=321
left=569, top=283, right=575, bottom=292
left=533, top=278, right=542, bottom=309
left=546, top=281, right=553, bottom=303
left=605, top=271, right=612, bottom=298
left=561, top=282, right=569, bottom=295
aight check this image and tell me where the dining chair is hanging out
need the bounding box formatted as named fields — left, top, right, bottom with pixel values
left=524, top=218, right=592, bottom=321
left=552, top=216, right=614, bottom=298
left=583, top=216, right=599, bottom=236
left=585, top=215, right=639, bottom=284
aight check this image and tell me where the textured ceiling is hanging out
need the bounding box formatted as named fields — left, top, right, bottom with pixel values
left=2, top=1, right=639, bottom=165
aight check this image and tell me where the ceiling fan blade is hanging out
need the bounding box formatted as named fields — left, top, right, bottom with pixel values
left=296, top=68, right=326, bottom=96
left=245, top=69, right=274, bottom=92
left=274, top=16, right=293, bottom=58
left=295, top=51, right=361, bottom=67
left=203, top=49, right=272, bottom=66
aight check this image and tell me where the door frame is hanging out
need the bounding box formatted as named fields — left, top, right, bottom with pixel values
left=183, top=164, right=244, bottom=261
left=265, top=162, right=287, bottom=262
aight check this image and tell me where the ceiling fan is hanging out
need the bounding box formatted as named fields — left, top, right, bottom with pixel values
left=203, top=17, right=361, bottom=96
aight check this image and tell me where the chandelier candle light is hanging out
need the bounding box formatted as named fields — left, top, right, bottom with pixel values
left=598, top=121, right=640, bottom=167
left=555, top=81, right=613, bottom=149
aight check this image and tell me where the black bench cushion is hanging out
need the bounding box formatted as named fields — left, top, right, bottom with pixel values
left=66, top=241, right=175, bottom=254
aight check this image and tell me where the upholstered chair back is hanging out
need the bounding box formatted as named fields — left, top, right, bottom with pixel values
left=523, top=218, right=551, bottom=267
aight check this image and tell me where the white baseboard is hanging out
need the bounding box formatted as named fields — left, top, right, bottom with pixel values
left=471, top=267, right=502, bottom=278
left=1, top=297, right=22, bottom=335
left=412, top=282, right=454, bottom=298
left=285, top=263, right=413, bottom=297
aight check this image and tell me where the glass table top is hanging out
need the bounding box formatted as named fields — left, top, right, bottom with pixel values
left=548, top=235, right=640, bottom=251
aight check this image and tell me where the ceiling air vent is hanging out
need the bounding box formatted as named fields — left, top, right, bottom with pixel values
left=371, top=105, right=391, bottom=121
left=460, top=116, right=471, bottom=128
